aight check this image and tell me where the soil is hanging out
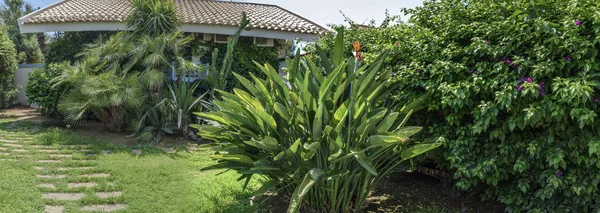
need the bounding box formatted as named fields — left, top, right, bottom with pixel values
left=366, top=172, right=505, bottom=212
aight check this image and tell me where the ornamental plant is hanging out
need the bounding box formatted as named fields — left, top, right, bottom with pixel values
left=0, top=26, right=18, bottom=109
left=193, top=29, right=441, bottom=212
left=26, top=63, right=68, bottom=115
left=318, top=0, right=600, bottom=212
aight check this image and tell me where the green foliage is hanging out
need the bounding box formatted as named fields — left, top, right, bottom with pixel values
left=45, top=31, right=113, bottom=64
left=202, top=13, right=251, bottom=98
left=318, top=0, right=600, bottom=211
left=126, top=0, right=179, bottom=36
left=25, top=63, right=67, bottom=115
left=193, top=30, right=441, bottom=212
left=0, top=0, right=44, bottom=63
left=54, top=60, right=145, bottom=132
left=136, top=80, right=206, bottom=143
left=0, top=26, right=18, bottom=109
left=202, top=37, right=280, bottom=91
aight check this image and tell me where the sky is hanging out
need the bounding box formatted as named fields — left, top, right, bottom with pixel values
left=25, top=0, right=425, bottom=27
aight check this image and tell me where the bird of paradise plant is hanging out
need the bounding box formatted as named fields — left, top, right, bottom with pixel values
left=193, top=29, right=442, bottom=212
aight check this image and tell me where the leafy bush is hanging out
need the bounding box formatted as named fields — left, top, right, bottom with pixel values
left=193, top=30, right=441, bottom=212
left=26, top=63, right=67, bottom=115
left=318, top=0, right=600, bottom=212
left=0, top=0, right=44, bottom=63
left=0, top=26, right=18, bottom=109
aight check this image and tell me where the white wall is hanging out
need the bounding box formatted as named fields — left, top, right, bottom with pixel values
left=15, top=64, right=43, bottom=106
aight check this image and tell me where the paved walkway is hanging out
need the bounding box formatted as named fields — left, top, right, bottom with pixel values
left=0, top=131, right=127, bottom=213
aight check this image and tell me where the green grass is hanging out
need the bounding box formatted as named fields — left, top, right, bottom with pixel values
left=0, top=119, right=262, bottom=213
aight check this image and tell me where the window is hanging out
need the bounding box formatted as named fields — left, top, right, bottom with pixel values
left=254, top=37, right=274, bottom=47
left=214, top=34, right=230, bottom=43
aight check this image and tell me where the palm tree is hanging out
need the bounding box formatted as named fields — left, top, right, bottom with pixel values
left=125, top=0, right=179, bottom=36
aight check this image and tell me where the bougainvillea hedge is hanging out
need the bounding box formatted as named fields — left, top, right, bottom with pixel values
left=317, top=0, right=600, bottom=212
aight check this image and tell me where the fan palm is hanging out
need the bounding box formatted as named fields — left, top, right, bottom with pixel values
left=125, top=0, right=179, bottom=36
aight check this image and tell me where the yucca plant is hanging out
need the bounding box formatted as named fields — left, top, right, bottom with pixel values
left=193, top=29, right=442, bottom=213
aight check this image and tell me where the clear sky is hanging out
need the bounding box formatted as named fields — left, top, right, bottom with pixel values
left=24, top=0, right=425, bottom=27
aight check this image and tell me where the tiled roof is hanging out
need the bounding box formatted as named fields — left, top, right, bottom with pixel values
left=21, top=0, right=328, bottom=35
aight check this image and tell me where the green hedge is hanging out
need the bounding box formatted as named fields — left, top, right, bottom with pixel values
left=25, top=63, right=67, bottom=115
left=0, top=27, right=18, bottom=109
left=317, top=0, right=600, bottom=212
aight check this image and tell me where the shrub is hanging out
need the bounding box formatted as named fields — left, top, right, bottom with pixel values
left=0, top=26, right=18, bottom=109
left=318, top=0, right=600, bottom=212
left=26, top=63, right=67, bottom=115
left=193, top=30, right=441, bottom=212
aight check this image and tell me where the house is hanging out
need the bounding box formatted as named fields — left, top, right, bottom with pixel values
left=17, top=0, right=328, bottom=82
left=17, top=0, right=328, bottom=41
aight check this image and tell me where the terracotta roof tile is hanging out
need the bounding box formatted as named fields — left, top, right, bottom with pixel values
left=21, top=0, right=328, bottom=35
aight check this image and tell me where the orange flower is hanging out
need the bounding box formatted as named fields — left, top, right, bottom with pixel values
left=353, top=41, right=362, bottom=60
left=353, top=41, right=361, bottom=52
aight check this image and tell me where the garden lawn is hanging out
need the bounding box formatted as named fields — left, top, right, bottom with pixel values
left=0, top=118, right=261, bottom=213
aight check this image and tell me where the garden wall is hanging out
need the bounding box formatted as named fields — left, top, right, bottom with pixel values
left=15, top=64, right=43, bottom=106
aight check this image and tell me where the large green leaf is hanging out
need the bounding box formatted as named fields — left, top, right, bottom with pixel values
left=400, top=143, right=442, bottom=160
left=354, top=152, right=378, bottom=175
left=368, top=135, right=407, bottom=147
left=244, top=136, right=280, bottom=152
left=393, top=126, right=423, bottom=138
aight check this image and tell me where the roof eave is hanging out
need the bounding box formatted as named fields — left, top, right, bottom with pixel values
left=19, top=22, right=323, bottom=41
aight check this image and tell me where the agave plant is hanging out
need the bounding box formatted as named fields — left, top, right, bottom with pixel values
left=193, top=29, right=442, bottom=212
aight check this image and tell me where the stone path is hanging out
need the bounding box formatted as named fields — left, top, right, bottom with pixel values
left=0, top=131, right=127, bottom=212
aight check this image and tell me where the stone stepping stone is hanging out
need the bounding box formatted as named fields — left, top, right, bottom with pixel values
left=86, top=153, right=97, bottom=157
left=34, top=166, right=45, bottom=170
left=4, top=144, right=23, bottom=148
left=0, top=152, right=8, bottom=156
left=68, top=182, right=97, bottom=189
left=42, top=193, right=85, bottom=201
left=30, top=145, right=48, bottom=148
left=12, top=149, right=28, bottom=152
left=57, top=167, right=94, bottom=171
left=49, top=154, right=72, bottom=158
left=81, top=204, right=126, bottom=212
left=96, top=191, right=122, bottom=198
left=101, top=150, right=112, bottom=155
left=38, top=150, right=60, bottom=153
left=0, top=139, right=18, bottom=143
left=132, top=149, right=143, bottom=155
left=39, top=183, right=57, bottom=189
left=45, top=205, right=64, bottom=213
left=0, top=159, right=16, bottom=161
left=38, top=160, right=62, bottom=163
left=162, top=147, right=176, bottom=154
left=37, top=174, right=67, bottom=179
left=79, top=173, right=110, bottom=178
left=0, top=147, right=6, bottom=151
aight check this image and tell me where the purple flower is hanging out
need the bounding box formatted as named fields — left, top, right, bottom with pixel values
left=539, top=82, right=545, bottom=96
left=595, top=97, right=600, bottom=103
left=505, top=59, right=511, bottom=65
left=517, top=77, right=534, bottom=92
left=557, top=171, right=564, bottom=177
left=396, top=42, right=401, bottom=47
left=565, top=55, right=572, bottom=63
left=484, top=40, right=489, bottom=43
left=470, top=68, right=477, bottom=73
left=576, top=20, right=582, bottom=26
